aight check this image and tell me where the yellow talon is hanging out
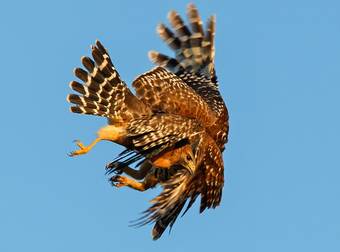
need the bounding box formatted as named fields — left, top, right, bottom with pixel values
left=69, top=138, right=100, bottom=157
left=69, top=147, right=89, bottom=157
left=74, top=140, right=86, bottom=149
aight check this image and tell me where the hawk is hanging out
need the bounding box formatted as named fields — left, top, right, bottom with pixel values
left=67, top=3, right=229, bottom=240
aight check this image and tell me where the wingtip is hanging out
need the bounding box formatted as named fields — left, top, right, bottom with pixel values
left=187, top=3, right=197, bottom=11
left=80, top=56, right=87, bottom=63
left=209, top=14, right=216, bottom=24
left=66, top=94, right=71, bottom=103
left=68, top=81, right=74, bottom=89
left=156, top=23, right=165, bottom=34
left=152, top=220, right=168, bottom=241
left=151, top=228, right=162, bottom=241
left=72, top=67, right=77, bottom=75
left=148, top=50, right=158, bottom=62
left=95, top=39, right=103, bottom=48
left=167, top=10, right=177, bottom=21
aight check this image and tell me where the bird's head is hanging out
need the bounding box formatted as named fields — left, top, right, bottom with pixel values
left=177, top=145, right=196, bottom=175
left=151, top=143, right=197, bottom=175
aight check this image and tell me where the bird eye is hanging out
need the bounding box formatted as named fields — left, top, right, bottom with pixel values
left=186, top=155, right=192, bottom=161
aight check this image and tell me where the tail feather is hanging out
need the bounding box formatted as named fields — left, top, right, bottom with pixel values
left=67, top=40, right=150, bottom=122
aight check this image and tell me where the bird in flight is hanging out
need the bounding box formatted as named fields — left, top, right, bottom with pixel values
left=67, top=3, right=229, bottom=240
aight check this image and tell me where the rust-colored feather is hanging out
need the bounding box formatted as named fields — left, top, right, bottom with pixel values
left=132, top=67, right=217, bottom=128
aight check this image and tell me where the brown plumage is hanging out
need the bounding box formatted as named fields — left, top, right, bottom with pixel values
left=67, top=3, right=229, bottom=240
left=133, top=4, right=229, bottom=237
left=67, top=41, right=199, bottom=171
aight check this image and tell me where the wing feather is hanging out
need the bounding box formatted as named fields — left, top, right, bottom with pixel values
left=132, top=67, right=217, bottom=128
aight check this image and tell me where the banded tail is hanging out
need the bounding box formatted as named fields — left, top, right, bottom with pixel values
left=149, top=3, right=216, bottom=82
left=67, top=40, right=150, bottom=123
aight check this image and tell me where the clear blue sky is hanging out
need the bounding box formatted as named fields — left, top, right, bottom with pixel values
left=1, top=0, right=339, bottom=251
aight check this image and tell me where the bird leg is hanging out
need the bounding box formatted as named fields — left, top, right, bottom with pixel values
left=106, top=160, right=152, bottom=180
left=69, top=138, right=101, bottom=157
left=110, top=173, right=158, bottom=192
left=69, top=125, right=126, bottom=157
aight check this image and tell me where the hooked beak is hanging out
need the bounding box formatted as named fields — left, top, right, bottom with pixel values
left=184, top=159, right=196, bottom=175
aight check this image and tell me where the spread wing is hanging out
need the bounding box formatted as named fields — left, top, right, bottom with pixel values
left=148, top=4, right=229, bottom=148
left=68, top=40, right=151, bottom=124
left=149, top=3, right=216, bottom=82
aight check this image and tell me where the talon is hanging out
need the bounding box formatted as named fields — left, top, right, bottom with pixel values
left=69, top=139, right=90, bottom=157
left=111, top=175, right=125, bottom=183
left=110, top=175, right=127, bottom=188
left=105, top=162, right=114, bottom=170
left=110, top=175, right=121, bottom=182
left=75, top=140, right=85, bottom=149
left=110, top=175, right=118, bottom=182
left=105, top=161, right=123, bottom=175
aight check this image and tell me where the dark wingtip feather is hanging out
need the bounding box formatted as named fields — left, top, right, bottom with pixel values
left=81, top=56, right=95, bottom=72
left=152, top=222, right=166, bottom=240
left=95, top=40, right=109, bottom=56
left=70, top=106, right=83, bottom=114
left=74, top=68, right=88, bottom=82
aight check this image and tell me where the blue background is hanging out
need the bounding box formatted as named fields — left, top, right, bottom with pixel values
left=1, top=0, right=339, bottom=251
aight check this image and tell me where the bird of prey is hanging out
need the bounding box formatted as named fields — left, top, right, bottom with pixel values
left=67, top=3, right=229, bottom=240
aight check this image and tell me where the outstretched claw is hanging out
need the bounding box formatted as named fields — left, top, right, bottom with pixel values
left=105, top=161, right=124, bottom=175
left=110, top=175, right=128, bottom=188
left=69, top=140, right=90, bottom=157
left=68, top=138, right=101, bottom=157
